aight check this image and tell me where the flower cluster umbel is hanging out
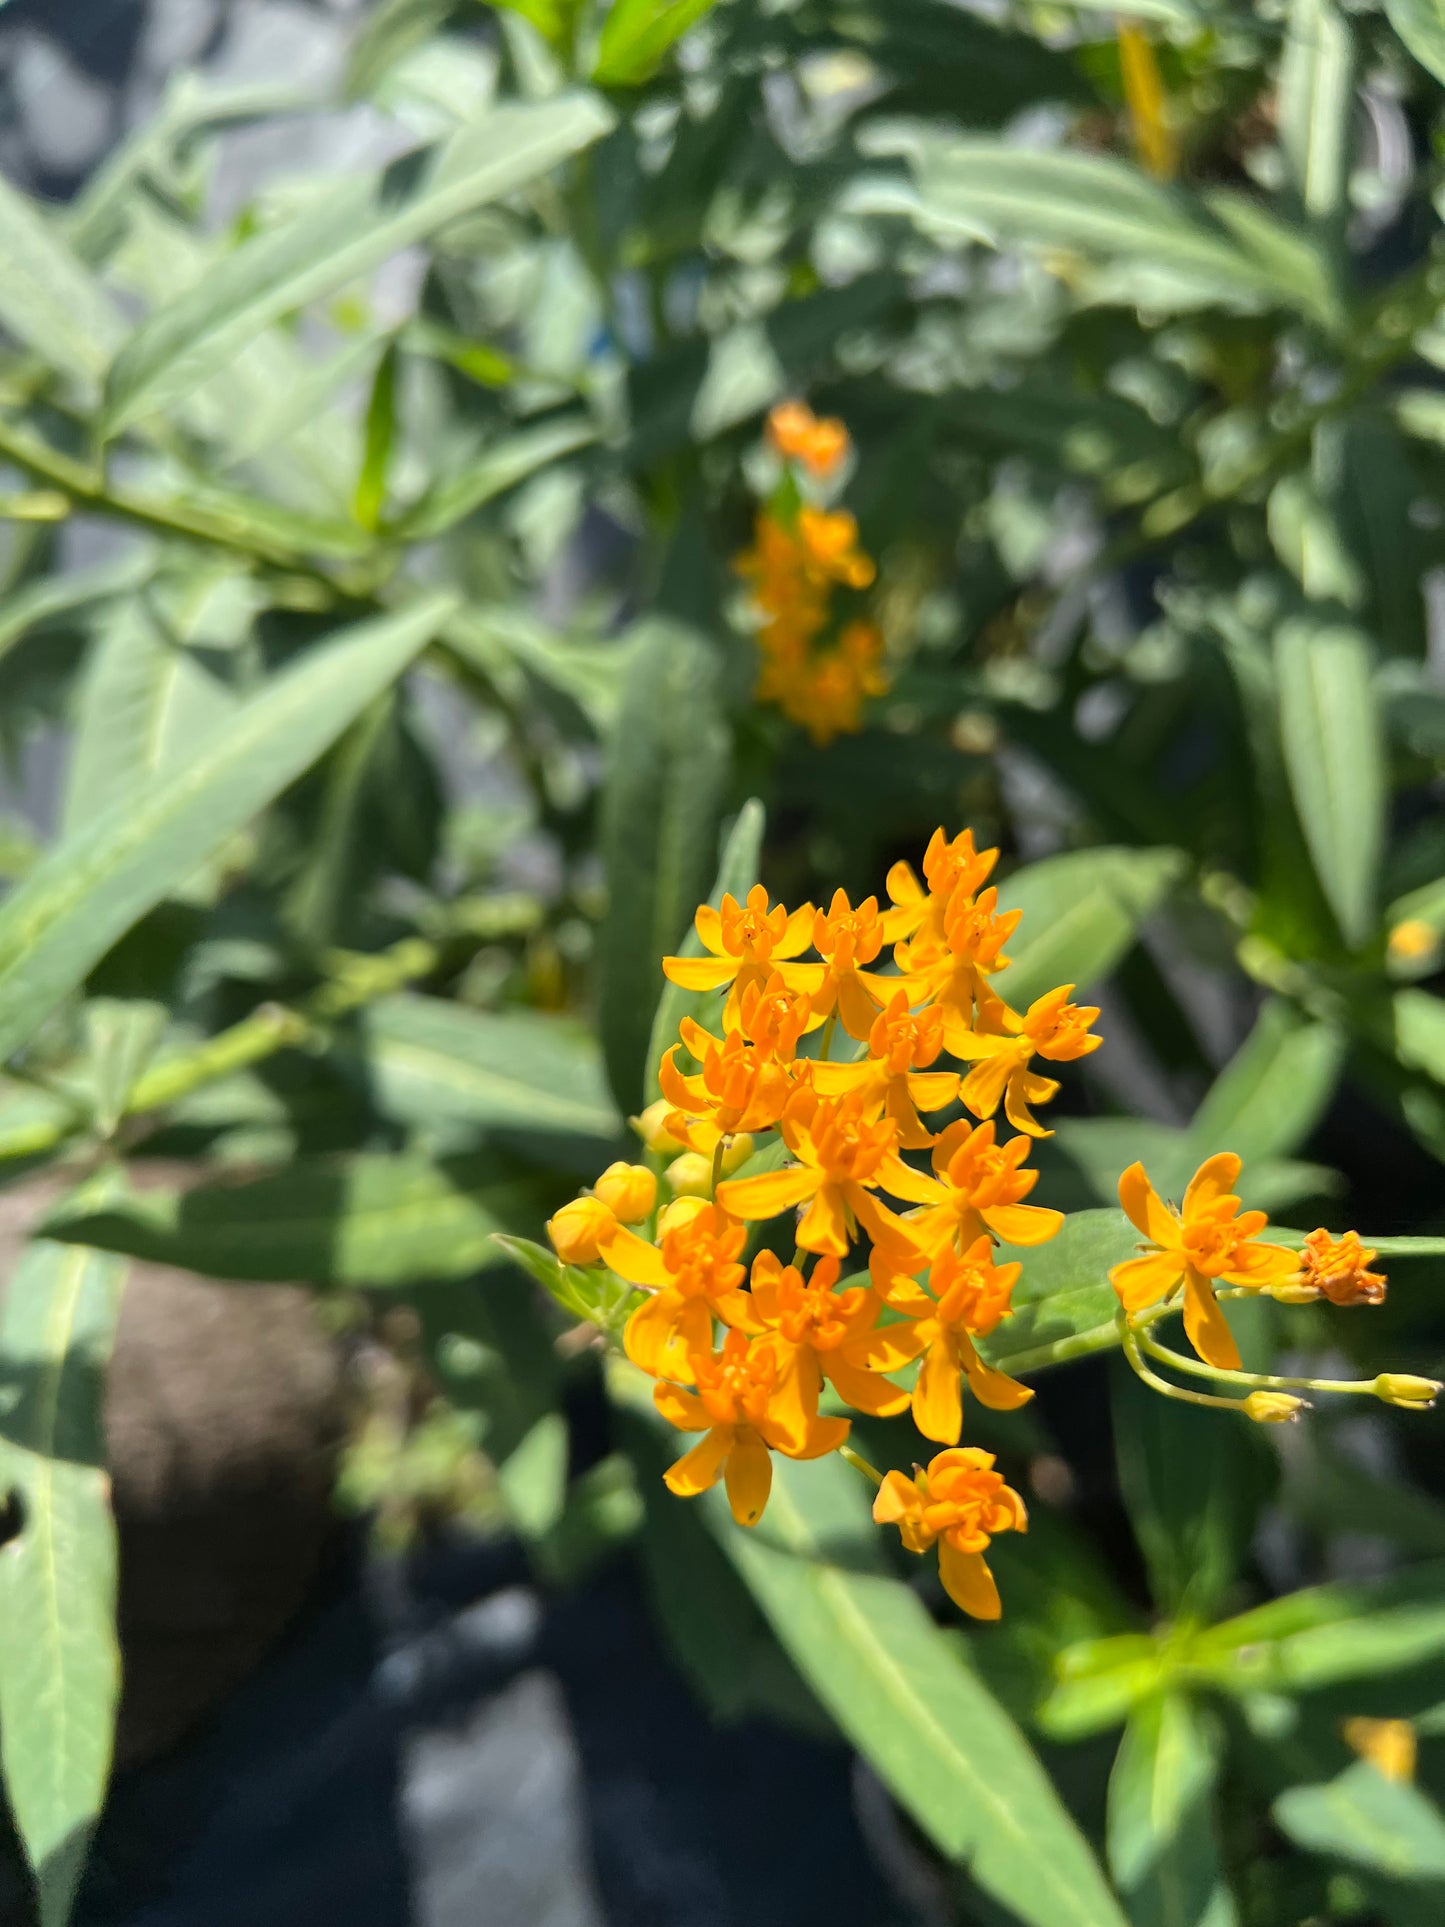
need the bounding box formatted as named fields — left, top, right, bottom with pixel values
left=736, top=402, right=887, bottom=745
left=546, top=828, right=1431, bottom=1618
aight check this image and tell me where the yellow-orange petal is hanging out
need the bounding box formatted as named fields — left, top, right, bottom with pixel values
left=961, top=1341, right=1035, bottom=1412
left=653, top=1380, right=709, bottom=1431
left=694, top=902, right=724, bottom=953
left=1182, top=1267, right=1242, bottom=1371
left=1109, top=1248, right=1184, bottom=1312
left=786, top=1412, right=852, bottom=1460
left=665, top=1425, right=733, bottom=1498
left=913, top=1340, right=963, bottom=1445
left=1118, top=1162, right=1180, bottom=1246
left=724, top=1429, right=773, bottom=1526
left=663, top=954, right=735, bottom=991
left=776, top=903, right=819, bottom=959
left=1183, top=1151, right=1243, bottom=1219
left=960, top=1053, right=1016, bottom=1120
left=1003, top=1068, right=1058, bottom=1138
left=716, top=1162, right=818, bottom=1221
left=982, top=1202, right=1064, bottom=1247
left=873, top=1469, right=919, bottom=1528
left=938, top=1542, right=1002, bottom=1620
left=796, top=1181, right=851, bottom=1255
left=597, top=1219, right=672, bottom=1287
left=825, top=1354, right=912, bottom=1419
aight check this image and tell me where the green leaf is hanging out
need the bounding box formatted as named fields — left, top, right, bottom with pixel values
left=1394, top=989, right=1445, bottom=1085
left=0, top=1240, right=127, bottom=1927
left=993, top=847, right=1186, bottom=1009
left=394, top=416, right=595, bottom=541
left=102, top=94, right=613, bottom=432
left=1274, top=1761, right=1445, bottom=1880
left=1187, top=999, right=1344, bottom=1165
left=1107, top=1693, right=1238, bottom=1927
left=593, top=0, right=719, bottom=85
left=1275, top=618, right=1385, bottom=950
left=979, top=1208, right=1136, bottom=1375
left=491, top=1234, right=636, bottom=1331
left=664, top=1425, right=1130, bottom=1927
left=0, top=172, right=124, bottom=390
left=491, top=0, right=583, bottom=49
left=1190, top=1560, right=1445, bottom=1692
left=597, top=620, right=730, bottom=1115
left=643, top=797, right=764, bottom=1104
left=1385, top=0, right=1445, bottom=87
left=0, top=595, right=453, bottom=1067
left=41, top=1152, right=548, bottom=1287
left=353, top=341, right=399, bottom=533
left=355, top=994, right=620, bottom=1140
left=1279, top=0, right=1355, bottom=222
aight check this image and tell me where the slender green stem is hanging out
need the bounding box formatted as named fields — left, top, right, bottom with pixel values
left=1117, top=1315, right=1249, bottom=1413
left=840, top=1445, right=884, bottom=1488
left=817, top=1012, right=837, bottom=1062
left=1134, top=1324, right=1379, bottom=1399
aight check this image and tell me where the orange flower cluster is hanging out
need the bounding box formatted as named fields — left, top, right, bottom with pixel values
left=544, top=825, right=1420, bottom=1619
left=736, top=402, right=887, bottom=745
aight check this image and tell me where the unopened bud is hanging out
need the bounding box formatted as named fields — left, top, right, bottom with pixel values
left=658, top=1195, right=710, bottom=1237
left=666, top=1152, right=714, bottom=1198
left=546, top=1195, right=616, bottom=1266
left=631, top=1099, right=680, bottom=1155
left=718, top=1132, right=756, bottom=1176
left=1244, top=1391, right=1309, bottom=1424
left=1266, top=1280, right=1321, bottom=1305
left=1373, top=1373, right=1443, bottom=1410
left=592, top=1161, right=657, bottom=1224
left=1388, top=919, right=1437, bottom=966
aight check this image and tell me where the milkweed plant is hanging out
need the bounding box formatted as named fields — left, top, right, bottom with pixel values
left=2, top=2, right=1445, bottom=1925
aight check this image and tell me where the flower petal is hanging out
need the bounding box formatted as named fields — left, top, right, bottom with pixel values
left=598, top=1221, right=671, bottom=1287
left=1223, top=1239, right=1300, bottom=1286
left=983, top=1202, right=1065, bottom=1247
left=1109, top=1249, right=1183, bottom=1312
left=1183, top=1152, right=1244, bottom=1218
left=913, top=1340, right=963, bottom=1445
left=724, top=1429, right=774, bottom=1525
left=716, top=1163, right=818, bottom=1222
left=1118, top=1162, right=1180, bottom=1245
left=873, top=1469, right=919, bottom=1528
left=937, top=1542, right=1002, bottom=1620
left=662, top=955, right=735, bottom=991
left=1182, top=1267, right=1242, bottom=1371
left=694, top=903, right=724, bottom=954
left=826, top=1355, right=911, bottom=1419
left=775, top=903, right=818, bottom=959
left=664, top=1425, right=732, bottom=1497
left=961, top=1337, right=1035, bottom=1412
left=797, top=1180, right=851, bottom=1255
left=653, top=1382, right=708, bottom=1431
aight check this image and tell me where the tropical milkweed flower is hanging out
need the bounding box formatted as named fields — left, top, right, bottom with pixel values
left=658, top=1016, right=796, bottom=1153
left=882, top=827, right=999, bottom=952
left=741, top=1251, right=924, bottom=1441
left=780, top=888, right=892, bottom=1039
left=873, top=1447, right=1027, bottom=1619
left=1344, top=1716, right=1417, bottom=1784
left=902, top=886, right=1021, bottom=1046
left=877, top=1117, right=1063, bottom=1280
left=885, top=1238, right=1033, bottom=1441
left=654, top=1327, right=849, bottom=1526
left=1295, top=1228, right=1387, bottom=1306
left=811, top=990, right=959, bottom=1148
left=716, top=1086, right=923, bottom=1259
left=598, top=1203, right=752, bottom=1381
left=952, top=985, right=1102, bottom=1137
left=662, top=884, right=815, bottom=1027
left=767, top=398, right=850, bottom=478
left=1109, top=1154, right=1297, bottom=1370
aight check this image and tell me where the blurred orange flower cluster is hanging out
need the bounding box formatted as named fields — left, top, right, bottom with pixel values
left=736, top=401, right=887, bottom=745
left=545, top=827, right=1417, bottom=1618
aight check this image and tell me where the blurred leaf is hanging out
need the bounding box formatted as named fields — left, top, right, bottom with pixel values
left=394, top=415, right=595, bottom=540
left=0, top=552, right=154, bottom=665
left=442, top=604, right=639, bottom=731
left=0, top=172, right=124, bottom=390
left=356, top=994, right=619, bottom=1139
left=1274, top=1760, right=1445, bottom=1880
left=491, top=1233, right=636, bottom=1331
left=1394, top=989, right=1445, bottom=1086
left=0, top=595, right=453, bottom=1066
left=353, top=341, right=399, bottom=532
left=1385, top=0, right=1445, bottom=87
left=612, top=1366, right=1131, bottom=1927
left=1279, top=0, right=1354, bottom=223
left=345, top=0, right=459, bottom=97
left=1190, top=1561, right=1445, bottom=1692
left=597, top=620, right=730, bottom=1115
left=491, top=0, right=582, bottom=48
left=643, top=797, right=764, bottom=1103
left=103, top=94, right=613, bottom=432
left=980, top=1208, right=1136, bottom=1373
left=1187, top=999, right=1344, bottom=1165
left=1107, top=1692, right=1237, bottom=1927
left=994, top=847, right=1185, bottom=1009
left=42, top=1152, right=548, bottom=1287
left=1275, top=618, right=1385, bottom=950
left=0, top=1240, right=127, bottom=1927
left=77, top=998, right=168, bottom=1138
left=593, top=0, right=718, bottom=85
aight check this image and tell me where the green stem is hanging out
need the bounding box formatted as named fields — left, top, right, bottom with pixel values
left=1118, top=1315, right=1250, bottom=1414
left=1135, top=1324, right=1380, bottom=1399
left=840, top=1445, right=884, bottom=1488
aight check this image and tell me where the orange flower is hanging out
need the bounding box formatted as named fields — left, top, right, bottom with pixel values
left=662, top=883, right=815, bottom=1027
left=882, top=828, right=998, bottom=951
left=888, top=1238, right=1033, bottom=1441
left=781, top=889, right=892, bottom=1039
left=736, top=970, right=817, bottom=1059
left=811, top=990, right=959, bottom=1147
left=655, top=1327, right=849, bottom=1526
left=1109, top=1154, right=1298, bottom=1370
left=740, top=1250, right=924, bottom=1442
left=902, top=886, right=1020, bottom=1045
left=797, top=507, right=875, bottom=589
left=598, top=1202, right=751, bottom=1381
left=716, top=1086, right=924, bottom=1259
left=1297, top=1228, right=1387, bottom=1306
left=873, top=1446, right=1027, bottom=1619
left=767, top=399, right=850, bottom=478
left=953, top=984, right=1102, bottom=1136
left=877, top=1118, right=1063, bottom=1281
left=658, top=1018, right=795, bottom=1153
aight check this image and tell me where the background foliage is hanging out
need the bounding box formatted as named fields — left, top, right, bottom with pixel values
left=1, top=0, right=1445, bottom=1922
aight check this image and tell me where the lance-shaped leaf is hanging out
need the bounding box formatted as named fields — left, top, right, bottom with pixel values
left=1385, top=0, right=1445, bottom=87
left=1275, top=1760, right=1445, bottom=1880
left=1107, top=1692, right=1238, bottom=1927
left=0, top=172, right=125, bottom=391
left=993, top=848, right=1185, bottom=1009
left=593, top=0, right=719, bottom=85
left=0, top=1240, right=128, bottom=1927
left=0, top=594, right=454, bottom=1067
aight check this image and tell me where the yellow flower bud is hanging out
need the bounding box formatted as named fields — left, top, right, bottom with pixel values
left=546, top=1195, right=616, bottom=1266
left=718, top=1132, right=756, bottom=1176
left=631, top=1099, right=679, bottom=1155
left=1388, top=918, right=1437, bottom=965
left=1344, top=1716, right=1416, bottom=1784
left=666, top=1151, right=714, bottom=1198
left=591, top=1161, right=657, bottom=1224
left=1243, top=1391, right=1309, bottom=1424
left=1373, top=1373, right=1442, bottom=1409
left=1265, top=1281, right=1321, bottom=1305
left=657, top=1195, right=711, bottom=1237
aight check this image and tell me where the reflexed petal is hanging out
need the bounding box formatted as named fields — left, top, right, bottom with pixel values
left=1118, top=1162, right=1179, bottom=1245
left=775, top=960, right=826, bottom=995
left=1224, top=1239, right=1300, bottom=1285
left=715, top=1287, right=766, bottom=1333
left=662, top=955, right=735, bottom=990
left=716, top=1163, right=818, bottom=1221
left=1182, top=1267, right=1242, bottom=1371
left=625, top=1290, right=701, bottom=1380
left=960, top=1053, right=1015, bottom=1120
left=776, top=903, right=818, bottom=959
left=826, top=1354, right=911, bottom=1418
left=938, top=1542, right=1002, bottom=1620
left=724, top=1430, right=773, bottom=1525
left=838, top=971, right=885, bottom=1041
left=873, top=1469, right=918, bottom=1527
left=694, top=903, right=724, bottom=954
left=983, top=1202, right=1064, bottom=1247
left=1003, top=1068, right=1058, bottom=1138
left=961, top=1338, right=1034, bottom=1412
left=1109, top=1249, right=1184, bottom=1312
left=875, top=1152, right=944, bottom=1207
left=913, top=1340, right=963, bottom=1445
left=653, top=1381, right=708, bottom=1431
left=948, top=1031, right=1014, bottom=1064
left=788, top=1413, right=851, bottom=1460
left=811, top=1059, right=874, bottom=1098
left=797, top=1181, right=851, bottom=1255
left=598, top=1221, right=672, bottom=1287
left=664, top=1425, right=732, bottom=1497
left=903, top=1071, right=959, bottom=1113
left=1183, top=1152, right=1244, bottom=1218
left=852, top=1317, right=929, bottom=1372
left=768, top=1348, right=820, bottom=1451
